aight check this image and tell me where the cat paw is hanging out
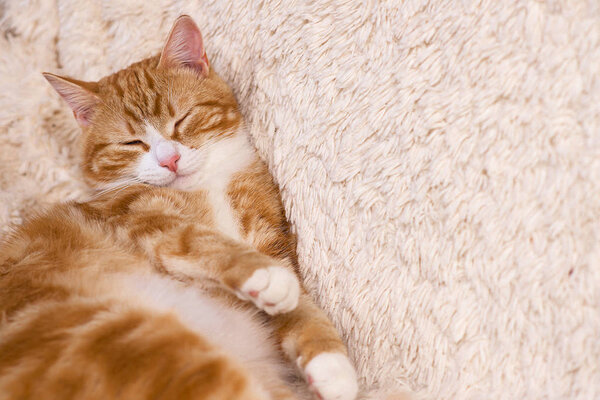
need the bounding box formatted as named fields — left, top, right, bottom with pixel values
left=304, top=353, right=358, bottom=400
left=237, top=266, right=300, bottom=315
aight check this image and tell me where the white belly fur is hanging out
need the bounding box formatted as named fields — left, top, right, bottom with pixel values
left=116, top=272, right=309, bottom=398
left=118, top=272, right=281, bottom=364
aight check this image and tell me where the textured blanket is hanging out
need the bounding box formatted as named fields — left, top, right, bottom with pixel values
left=1, top=1, right=599, bottom=399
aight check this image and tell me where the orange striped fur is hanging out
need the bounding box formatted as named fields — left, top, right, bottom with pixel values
left=0, top=16, right=357, bottom=400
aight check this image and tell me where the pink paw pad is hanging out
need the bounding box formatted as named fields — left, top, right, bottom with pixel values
left=307, top=374, right=324, bottom=400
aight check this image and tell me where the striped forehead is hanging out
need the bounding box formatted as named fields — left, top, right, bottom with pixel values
left=106, top=66, right=175, bottom=123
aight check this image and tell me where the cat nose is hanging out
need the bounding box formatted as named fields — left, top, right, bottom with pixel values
left=155, top=141, right=180, bottom=173
left=159, top=153, right=180, bottom=173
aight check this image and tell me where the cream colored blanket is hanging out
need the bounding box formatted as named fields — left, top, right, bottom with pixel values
left=1, top=1, right=599, bottom=399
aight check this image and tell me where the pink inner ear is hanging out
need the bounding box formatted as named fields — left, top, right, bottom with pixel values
left=160, top=16, right=209, bottom=76
left=73, top=106, right=95, bottom=126
left=43, top=73, right=99, bottom=127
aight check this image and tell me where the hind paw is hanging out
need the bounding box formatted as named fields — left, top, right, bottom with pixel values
left=304, top=353, right=358, bottom=400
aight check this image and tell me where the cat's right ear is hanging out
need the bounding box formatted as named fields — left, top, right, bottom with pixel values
left=159, top=15, right=210, bottom=77
left=42, top=73, right=100, bottom=127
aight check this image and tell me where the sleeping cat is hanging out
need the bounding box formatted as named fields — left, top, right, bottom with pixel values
left=0, top=15, right=358, bottom=400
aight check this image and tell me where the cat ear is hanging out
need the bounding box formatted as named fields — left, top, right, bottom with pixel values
left=159, top=15, right=210, bottom=77
left=42, top=73, right=100, bottom=127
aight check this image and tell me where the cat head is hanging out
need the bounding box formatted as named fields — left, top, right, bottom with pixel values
left=44, top=15, right=251, bottom=191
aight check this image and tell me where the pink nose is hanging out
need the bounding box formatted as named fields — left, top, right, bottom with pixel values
left=159, top=153, right=180, bottom=173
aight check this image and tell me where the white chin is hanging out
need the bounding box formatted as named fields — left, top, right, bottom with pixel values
left=168, top=174, right=197, bottom=190
left=143, top=175, right=177, bottom=187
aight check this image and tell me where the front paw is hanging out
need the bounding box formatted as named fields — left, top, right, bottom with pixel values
left=304, top=353, right=358, bottom=400
left=236, top=266, right=300, bottom=315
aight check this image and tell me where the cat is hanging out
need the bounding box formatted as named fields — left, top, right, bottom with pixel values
left=0, top=15, right=358, bottom=400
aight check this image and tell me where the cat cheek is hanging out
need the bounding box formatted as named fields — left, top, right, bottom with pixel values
left=135, top=153, right=174, bottom=185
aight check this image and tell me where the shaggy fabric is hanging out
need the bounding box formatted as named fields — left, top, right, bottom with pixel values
left=1, top=1, right=599, bottom=398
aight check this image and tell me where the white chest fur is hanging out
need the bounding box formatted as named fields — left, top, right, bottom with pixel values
left=206, top=184, right=242, bottom=241
left=170, top=131, right=255, bottom=241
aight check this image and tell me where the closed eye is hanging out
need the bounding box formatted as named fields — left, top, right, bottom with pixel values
left=120, top=140, right=149, bottom=151
left=174, top=112, right=191, bottom=131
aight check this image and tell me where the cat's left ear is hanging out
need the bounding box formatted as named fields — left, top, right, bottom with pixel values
left=43, top=73, right=100, bottom=127
left=159, top=15, right=210, bottom=77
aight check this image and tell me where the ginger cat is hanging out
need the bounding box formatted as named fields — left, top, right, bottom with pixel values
left=0, top=15, right=358, bottom=400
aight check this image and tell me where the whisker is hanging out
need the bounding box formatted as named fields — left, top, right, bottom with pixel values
left=88, top=177, right=144, bottom=200
left=106, top=181, right=140, bottom=200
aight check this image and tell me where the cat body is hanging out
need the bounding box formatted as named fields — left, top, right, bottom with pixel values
left=0, top=16, right=357, bottom=400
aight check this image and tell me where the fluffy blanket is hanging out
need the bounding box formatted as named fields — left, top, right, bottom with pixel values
left=1, top=1, right=599, bottom=399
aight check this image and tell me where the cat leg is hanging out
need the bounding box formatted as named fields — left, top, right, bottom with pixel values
left=123, top=219, right=300, bottom=315
left=249, top=232, right=358, bottom=400
left=272, top=292, right=359, bottom=400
